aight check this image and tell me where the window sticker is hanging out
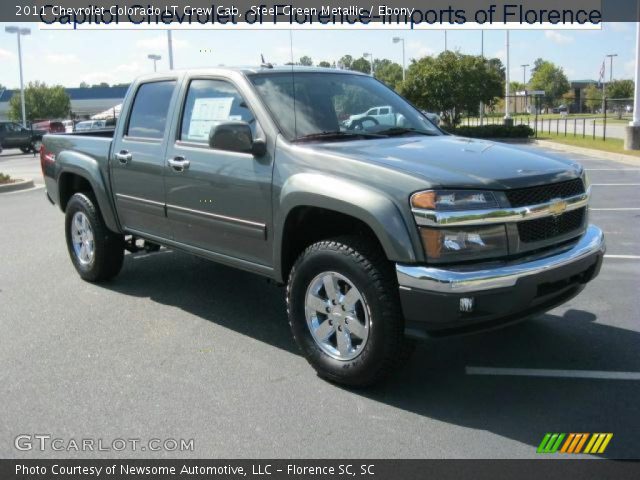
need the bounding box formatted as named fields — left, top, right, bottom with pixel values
left=187, top=97, right=234, bottom=141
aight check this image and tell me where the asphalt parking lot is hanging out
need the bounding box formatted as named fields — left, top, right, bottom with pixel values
left=1, top=146, right=639, bottom=459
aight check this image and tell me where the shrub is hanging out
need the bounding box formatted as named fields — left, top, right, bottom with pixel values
left=444, top=124, right=534, bottom=139
left=0, top=172, right=12, bottom=184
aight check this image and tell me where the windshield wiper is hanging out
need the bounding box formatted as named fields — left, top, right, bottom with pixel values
left=375, top=127, right=437, bottom=137
left=293, top=131, right=382, bottom=142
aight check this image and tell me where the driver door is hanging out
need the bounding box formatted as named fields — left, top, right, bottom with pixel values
left=164, top=77, right=273, bottom=267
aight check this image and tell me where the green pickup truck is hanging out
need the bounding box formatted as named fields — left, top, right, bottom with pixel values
left=41, top=67, right=605, bottom=386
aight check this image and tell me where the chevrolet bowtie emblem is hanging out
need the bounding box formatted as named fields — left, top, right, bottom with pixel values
left=549, top=199, right=568, bottom=216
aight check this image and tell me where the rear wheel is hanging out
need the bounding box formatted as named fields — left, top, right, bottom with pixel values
left=20, top=147, right=30, bottom=154
left=65, top=192, right=124, bottom=282
left=287, top=235, right=411, bottom=387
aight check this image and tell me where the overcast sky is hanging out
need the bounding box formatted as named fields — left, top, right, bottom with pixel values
left=0, top=23, right=636, bottom=89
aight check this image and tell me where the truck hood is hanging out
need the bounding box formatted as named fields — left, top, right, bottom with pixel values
left=313, top=135, right=581, bottom=190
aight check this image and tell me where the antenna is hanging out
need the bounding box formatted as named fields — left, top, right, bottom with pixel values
left=260, top=53, right=273, bottom=69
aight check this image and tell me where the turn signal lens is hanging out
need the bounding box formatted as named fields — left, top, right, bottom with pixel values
left=411, top=190, right=497, bottom=211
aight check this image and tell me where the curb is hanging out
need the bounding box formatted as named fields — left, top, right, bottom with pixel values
left=532, top=140, right=640, bottom=166
left=0, top=179, right=35, bottom=193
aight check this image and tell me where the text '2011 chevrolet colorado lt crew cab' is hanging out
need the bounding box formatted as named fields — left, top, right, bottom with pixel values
left=41, top=67, right=605, bottom=386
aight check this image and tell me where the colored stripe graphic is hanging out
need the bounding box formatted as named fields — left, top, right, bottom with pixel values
left=537, top=433, right=566, bottom=453
left=584, top=433, right=613, bottom=454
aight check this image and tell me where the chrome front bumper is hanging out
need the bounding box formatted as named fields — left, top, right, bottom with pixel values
left=397, top=225, right=605, bottom=294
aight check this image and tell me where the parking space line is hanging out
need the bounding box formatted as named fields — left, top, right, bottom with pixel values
left=466, top=367, right=640, bottom=380
left=591, top=208, right=640, bottom=211
left=604, top=255, right=640, bottom=259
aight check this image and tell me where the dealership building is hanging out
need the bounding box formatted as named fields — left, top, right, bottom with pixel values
left=0, top=85, right=129, bottom=121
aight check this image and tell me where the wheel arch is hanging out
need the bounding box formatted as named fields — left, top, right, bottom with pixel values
left=274, top=173, right=417, bottom=283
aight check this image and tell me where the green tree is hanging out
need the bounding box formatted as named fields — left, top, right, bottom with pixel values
left=318, top=61, right=332, bottom=68
left=606, top=79, right=634, bottom=99
left=338, top=55, right=353, bottom=70
left=299, top=55, right=313, bottom=66
left=91, top=82, right=110, bottom=88
left=349, top=57, right=371, bottom=74
left=79, top=81, right=89, bottom=88
left=9, top=81, right=70, bottom=122
left=528, top=60, right=570, bottom=108
left=584, top=84, right=602, bottom=112
left=400, top=51, right=504, bottom=127
left=373, top=59, right=403, bottom=90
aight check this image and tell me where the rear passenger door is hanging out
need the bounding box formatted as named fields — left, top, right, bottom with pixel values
left=110, top=79, right=179, bottom=239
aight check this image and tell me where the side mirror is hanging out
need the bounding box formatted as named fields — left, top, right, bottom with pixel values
left=208, top=121, right=266, bottom=157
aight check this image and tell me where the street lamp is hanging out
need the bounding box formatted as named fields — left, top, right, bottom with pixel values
left=444, top=30, right=448, bottom=51
left=147, top=54, right=161, bottom=72
left=363, top=52, right=374, bottom=76
left=606, top=53, right=618, bottom=82
left=5, top=26, right=31, bottom=128
left=392, top=37, right=406, bottom=82
left=167, top=31, right=174, bottom=70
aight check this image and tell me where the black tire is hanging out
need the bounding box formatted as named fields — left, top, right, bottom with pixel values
left=20, top=147, right=30, bottom=154
left=65, top=192, right=124, bottom=282
left=286, top=235, right=411, bottom=387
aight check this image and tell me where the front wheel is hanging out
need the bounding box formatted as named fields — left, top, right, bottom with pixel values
left=65, top=192, right=124, bottom=282
left=287, top=236, right=411, bottom=387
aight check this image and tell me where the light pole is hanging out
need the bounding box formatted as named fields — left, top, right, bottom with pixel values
left=147, top=54, right=161, bottom=72
left=392, top=37, right=405, bottom=82
left=5, top=26, right=31, bottom=128
left=625, top=5, right=640, bottom=150
left=606, top=53, right=618, bottom=82
left=167, top=31, right=174, bottom=70
left=363, top=52, right=374, bottom=76
left=444, top=30, right=448, bottom=51
left=521, top=64, right=530, bottom=114
left=480, top=31, right=484, bottom=126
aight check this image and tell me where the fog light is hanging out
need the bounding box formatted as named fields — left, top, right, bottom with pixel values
left=459, top=297, right=475, bottom=313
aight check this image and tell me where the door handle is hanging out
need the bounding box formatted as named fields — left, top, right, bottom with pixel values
left=167, top=156, right=190, bottom=172
left=115, top=150, right=132, bottom=165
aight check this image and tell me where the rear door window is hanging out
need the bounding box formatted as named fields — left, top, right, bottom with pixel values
left=127, top=81, right=176, bottom=139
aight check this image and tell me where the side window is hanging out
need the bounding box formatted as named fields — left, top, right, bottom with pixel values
left=380, top=107, right=390, bottom=115
left=367, top=108, right=378, bottom=116
left=127, top=80, right=176, bottom=139
left=180, top=79, right=255, bottom=144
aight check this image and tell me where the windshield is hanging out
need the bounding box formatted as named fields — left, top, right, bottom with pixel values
left=248, top=72, right=440, bottom=142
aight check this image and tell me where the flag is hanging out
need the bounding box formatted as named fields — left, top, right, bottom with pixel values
left=598, top=60, right=605, bottom=86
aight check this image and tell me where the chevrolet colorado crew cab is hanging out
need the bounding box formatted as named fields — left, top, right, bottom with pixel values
left=41, top=67, right=605, bottom=386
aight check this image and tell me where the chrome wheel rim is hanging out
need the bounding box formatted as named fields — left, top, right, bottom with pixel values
left=71, top=211, right=95, bottom=266
left=304, top=271, right=370, bottom=361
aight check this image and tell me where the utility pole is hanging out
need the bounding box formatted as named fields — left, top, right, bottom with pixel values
left=624, top=1, right=640, bottom=150
left=504, top=30, right=511, bottom=124
left=521, top=64, right=530, bottom=114
left=444, top=30, right=448, bottom=51
left=148, top=54, right=161, bottom=72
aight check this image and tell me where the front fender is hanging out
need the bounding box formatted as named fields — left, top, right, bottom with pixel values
left=274, top=173, right=417, bottom=281
left=56, top=151, right=120, bottom=233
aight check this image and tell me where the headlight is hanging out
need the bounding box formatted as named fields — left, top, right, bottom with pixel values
left=420, top=225, right=508, bottom=263
left=581, top=170, right=590, bottom=190
left=411, top=190, right=498, bottom=211
left=412, top=189, right=507, bottom=263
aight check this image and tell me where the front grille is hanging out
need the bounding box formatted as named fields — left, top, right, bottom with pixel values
left=518, top=207, right=586, bottom=243
left=505, top=178, right=585, bottom=207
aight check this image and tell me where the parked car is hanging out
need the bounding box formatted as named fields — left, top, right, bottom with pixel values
left=41, top=67, right=605, bottom=386
left=345, top=105, right=399, bottom=128
left=61, top=120, right=75, bottom=133
left=0, top=121, right=44, bottom=153
left=74, top=120, right=107, bottom=131
left=32, top=120, right=66, bottom=134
